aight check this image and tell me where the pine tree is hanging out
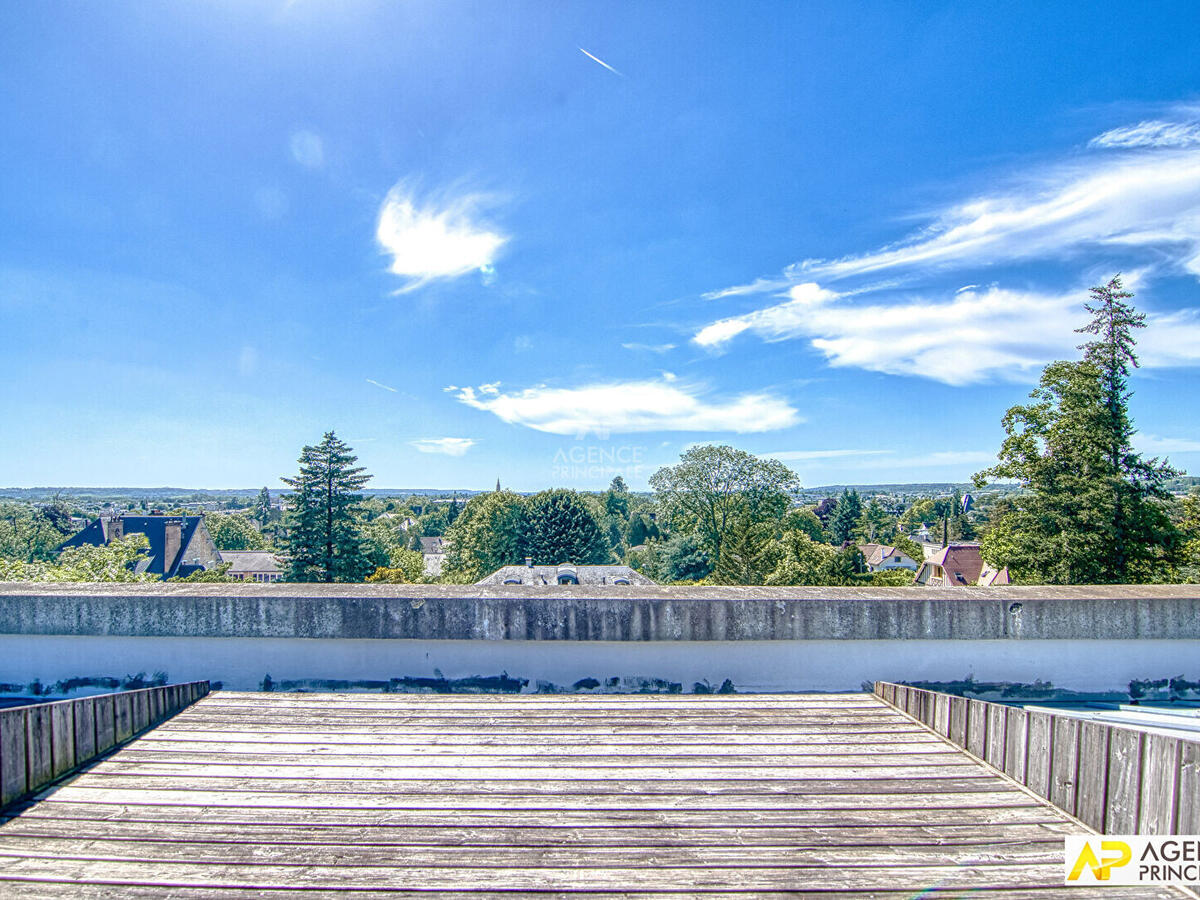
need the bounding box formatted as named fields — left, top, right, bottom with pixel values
left=976, top=277, right=1179, bottom=583
left=828, top=489, right=862, bottom=545
left=281, top=432, right=373, bottom=582
left=253, top=486, right=272, bottom=526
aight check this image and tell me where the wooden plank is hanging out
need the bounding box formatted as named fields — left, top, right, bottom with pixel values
left=1003, top=705, right=1027, bottom=782
left=110, top=750, right=963, bottom=767
left=1074, top=721, right=1110, bottom=831
left=37, top=785, right=1040, bottom=810
left=0, top=708, right=28, bottom=807
left=48, top=702, right=75, bottom=781
left=1024, top=710, right=1053, bottom=798
left=1049, top=715, right=1079, bottom=815
left=948, top=695, right=968, bottom=747
left=0, top=835, right=1071, bottom=866
left=93, top=696, right=116, bottom=755
left=86, top=761, right=992, bottom=781
left=71, top=698, right=96, bottom=766
left=113, top=694, right=133, bottom=744
left=1102, top=727, right=1143, bottom=834
left=932, top=693, right=950, bottom=736
left=0, top=884, right=1183, bottom=900
left=8, top=800, right=1062, bottom=828
left=1137, top=733, right=1180, bottom=835
left=966, top=699, right=988, bottom=758
left=0, top=857, right=1085, bottom=890
left=1178, top=737, right=1200, bottom=834
left=0, top=818, right=1081, bottom=846
left=985, top=703, right=1007, bottom=770
left=22, top=706, right=52, bottom=795
left=130, top=692, right=149, bottom=735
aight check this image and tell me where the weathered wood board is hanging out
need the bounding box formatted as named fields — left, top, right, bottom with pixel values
left=0, top=692, right=1185, bottom=898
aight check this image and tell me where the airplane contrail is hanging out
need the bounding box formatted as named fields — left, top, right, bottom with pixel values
left=366, top=378, right=398, bottom=393
left=579, top=47, right=624, bottom=77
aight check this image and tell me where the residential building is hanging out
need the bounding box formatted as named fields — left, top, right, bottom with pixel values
left=58, top=514, right=220, bottom=580
left=859, top=543, right=919, bottom=572
left=218, top=550, right=284, bottom=582
left=913, top=543, right=1010, bottom=587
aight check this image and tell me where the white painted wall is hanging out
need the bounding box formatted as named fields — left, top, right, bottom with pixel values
left=1, top=634, right=1195, bottom=695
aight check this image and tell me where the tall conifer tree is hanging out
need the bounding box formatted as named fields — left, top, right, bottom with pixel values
left=281, top=432, right=373, bottom=582
left=976, top=276, right=1178, bottom=583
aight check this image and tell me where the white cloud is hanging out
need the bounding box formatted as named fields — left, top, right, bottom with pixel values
left=376, top=184, right=507, bottom=293
left=289, top=130, right=324, bottom=168
left=621, top=342, right=677, bottom=353
left=1091, top=120, right=1200, bottom=150
left=410, top=437, right=476, bottom=456
left=697, top=278, right=1200, bottom=386
left=449, top=376, right=800, bottom=436
left=794, top=149, right=1200, bottom=282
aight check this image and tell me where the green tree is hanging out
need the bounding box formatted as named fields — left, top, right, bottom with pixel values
left=975, top=277, right=1179, bottom=583
left=0, top=502, right=74, bottom=563
left=280, top=431, right=373, bottom=582
left=442, top=490, right=528, bottom=583
left=828, top=489, right=862, bottom=545
left=661, top=533, right=713, bottom=582
left=205, top=512, right=267, bottom=551
left=252, top=487, right=273, bottom=525
left=0, top=534, right=155, bottom=582
left=892, top=534, right=926, bottom=567
left=765, top=531, right=836, bottom=585
left=783, top=507, right=827, bottom=543
left=523, top=489, right=610, bottom=565
left=364, top=548, right=425, bottom=583
left=628, top=513, right=650, bottom=547
left=714, top=518, right=781, bottom=585
left=649, top=445, right=799, bottom=571
left=604, top=476, right=631, bottom=520
left=859, top=498, right=893, bottom=542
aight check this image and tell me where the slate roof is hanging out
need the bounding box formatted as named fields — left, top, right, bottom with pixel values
left=58, top=515, right=211, bottom=580
left=217, top=551, right=282, bottom=575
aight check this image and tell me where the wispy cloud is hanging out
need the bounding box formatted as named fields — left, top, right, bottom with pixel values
left=376, top=183, right=508, bottom=293
left=695, top=280, right=1200, bottom=385
left=621, top=342, right=676, bottom=354
left=692, top=110, right=1200, bottom=384
left=449, top=374, right=800, bottom=437
left=701, top=112, right=1200, bottom=304
left=410, top=437, right=476, bottom=456
left=366, top=378, right=398, bottom=393
left=1090, top=119, right=1200, bottom=150
left=289, top=129, right=324, bottom=168
left=579, top=47, right=623, bottom=77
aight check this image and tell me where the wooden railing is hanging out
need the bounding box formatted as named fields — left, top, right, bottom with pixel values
left=0, top=681, right=209, bottom=809
left=874, top=681, right=1199, bottom=836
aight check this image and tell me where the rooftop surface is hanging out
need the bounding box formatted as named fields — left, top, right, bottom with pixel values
left=0, top=692, right=1184, bottom=897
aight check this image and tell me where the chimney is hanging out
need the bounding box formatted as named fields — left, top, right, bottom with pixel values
left=525, top=557, right=533, bottom=568
left=163, top=520, right=182, bottom=574
left=108, top=516, right=124, bottom=543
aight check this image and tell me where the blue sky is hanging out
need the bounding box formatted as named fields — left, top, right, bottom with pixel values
left=4, top=1, right=1200, bottom=491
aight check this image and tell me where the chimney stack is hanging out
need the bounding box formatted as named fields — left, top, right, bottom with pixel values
left=163, top=520, right=182, bottom=575
left=525, top=557, right=533, bottom=568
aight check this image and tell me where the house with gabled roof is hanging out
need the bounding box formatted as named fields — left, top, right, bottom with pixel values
left=58, top=514, right=221, bottom=580
left=913, top=543, right=1009, bottom=587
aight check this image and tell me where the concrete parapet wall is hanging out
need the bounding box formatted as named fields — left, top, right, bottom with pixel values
left=875, top=681, right=1200, bottom=836
left=0, top=583, right=1198, bottom=641
left=0, top=681, right=209, bottom=809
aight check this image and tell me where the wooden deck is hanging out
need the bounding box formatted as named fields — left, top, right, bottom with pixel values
left=0, top=691, right=1186, bottom=898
